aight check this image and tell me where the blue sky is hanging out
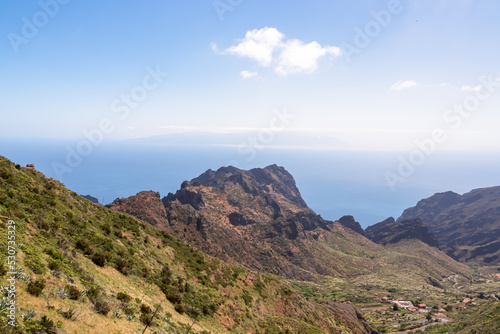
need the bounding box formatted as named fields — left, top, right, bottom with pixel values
left=2, top=0, right=500, bottom=152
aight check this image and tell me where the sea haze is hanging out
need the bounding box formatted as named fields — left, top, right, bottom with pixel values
left=2, top=139, right=500, bottom=228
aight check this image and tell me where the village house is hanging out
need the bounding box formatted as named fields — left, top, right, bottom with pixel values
left=390, top=300, right=414, bottom=310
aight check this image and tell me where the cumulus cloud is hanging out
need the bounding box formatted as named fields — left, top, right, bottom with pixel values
left=240, top=70, right=258, bottom=79
left=225, top=27, right=284, bottom=66
left=276, top=40, right=342, bottom=76
left=215, top=27, right=342, bottom=76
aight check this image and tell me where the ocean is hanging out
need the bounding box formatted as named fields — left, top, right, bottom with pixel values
left=2, top=139, right=499, bottom=228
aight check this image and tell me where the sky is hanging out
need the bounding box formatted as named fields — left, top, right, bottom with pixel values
left=1, top=0, right=500, bottom=152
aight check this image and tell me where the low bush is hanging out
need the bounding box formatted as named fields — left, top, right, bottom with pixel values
left=117, top=292, right=132, bottom=303
left=92, top=297, right=111, bottom=315
left=27, top=279, right=46, bottom=297
left=91, top=253, right=106, bottom=267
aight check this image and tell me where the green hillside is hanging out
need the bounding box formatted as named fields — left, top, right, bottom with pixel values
left=0, top=157, right=373, bottom=334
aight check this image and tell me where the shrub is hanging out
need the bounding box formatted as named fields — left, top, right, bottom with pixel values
left=76, top=238, right=94, bottom=255
left=164, top=287, right=183, bottom=304
left=140, top=312, right=153, bottom=326
left=66, top=285, right=80, bottom=300
left=27, top=279, right=46, bottom=297
left=116, top=258, right=130, bottom=275
left=241, top=291, right=253, bottom=307
left=123, top=306, right=135, bottom=316
left=117, top=292, right=132, bottom=303
left=0, top=263, right=7, bottom=276
left=140, top=304, right=152, bottom=315
left=92, top=297, right=111, bottom=315
left=48, top=260, right=61, bottom=271
left=58, top=308, right=79, bottom=320
left=174, top=304, right=186, bottom=314
left=86, top=286, right=100, bottom=300
left=91, top=253, right=106, bottom=267
left=254, top=279, right=265, bottom=294
left=39, top=315, right=57, bottom=334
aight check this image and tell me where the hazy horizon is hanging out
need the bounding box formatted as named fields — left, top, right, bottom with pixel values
left=3, top=139, right=499, bottom=228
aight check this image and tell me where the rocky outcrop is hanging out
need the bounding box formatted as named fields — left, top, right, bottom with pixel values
left=108, top=165, right=381, bottom=280
left=107, top=191, right=168, bottom=226
left=106, top=165, right=468, bottom=285
left=365, top=217, right=439, bottom=247
left=338, top=215, right=366, bottom=236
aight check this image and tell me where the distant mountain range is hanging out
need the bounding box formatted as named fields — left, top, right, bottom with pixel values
left=397, top=187, right=500, bottom=265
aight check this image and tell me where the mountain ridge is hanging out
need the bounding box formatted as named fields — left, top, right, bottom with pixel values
left=108, top=165, right=470, bottom=289
left=398, top=186, right=500, bottom=265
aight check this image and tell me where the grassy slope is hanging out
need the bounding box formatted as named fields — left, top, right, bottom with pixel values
left=422, top=302, right=500, bottom=334
left=0, top=157, right=370, bottom=334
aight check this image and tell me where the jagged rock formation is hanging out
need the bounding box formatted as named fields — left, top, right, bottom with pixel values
left=338, top=215, right=366, bottom=236
left=365, top=217, right=438, bottom=247
left=398, top=187, right=500, bottom=264
left=107, top=191, right=167, bottom=226
left=108, top=165, right=470, bottom=285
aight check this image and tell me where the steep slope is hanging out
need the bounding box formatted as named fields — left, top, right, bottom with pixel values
left=365, top=217, right=438, bottom=247
left=108, top=165, right=470, bottom=291
left=398, top=187, right=500, bottom=265
left=0, top=156, right=376, bottom=334
left=421, top=302, right=500, bottom=334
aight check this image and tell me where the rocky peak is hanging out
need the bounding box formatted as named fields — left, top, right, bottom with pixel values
left=191, top=165, right=308, bottom=209
left=365, top=217, right=439, bottom=247
left=338, top=215, right=366, bottom=236
left=398, top=191, right=461, bottom=224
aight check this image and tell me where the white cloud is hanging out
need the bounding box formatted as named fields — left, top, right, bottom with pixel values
left=240, top=70, right=258, bottom=79
left=216, top=27, right=341, bottom=76
left=276, top=40, right=342, bottom=76
left=225, top=27, right=284, bottom=66
left=461, top=85, right=482, bottom=92
left=390, top=80, right=418, bottom=91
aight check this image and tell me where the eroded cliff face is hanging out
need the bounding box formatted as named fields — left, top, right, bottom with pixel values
left=365, top=217, right=439, bottom=247
left=398, top=187, right=500, bottom=264
left=108, top=165, right=380, bottom=280
left=107, top=164, right=470, bottom=287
